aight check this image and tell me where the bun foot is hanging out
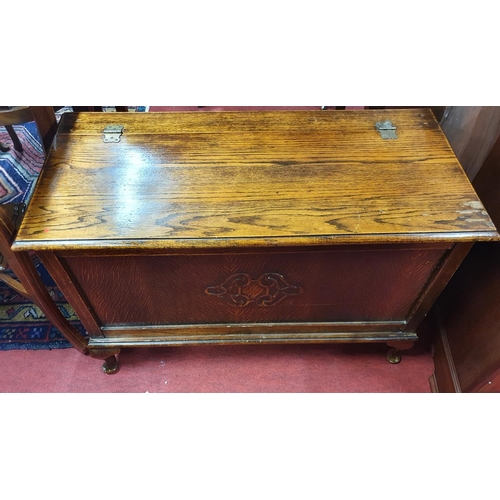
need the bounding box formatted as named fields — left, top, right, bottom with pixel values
left=386, top=347, right=402, bottom=364
left=385, top=340, right=414, bottom=364
left=102, top=355, right=120, bottom=374
left=89, top=348, right=121, bottom=374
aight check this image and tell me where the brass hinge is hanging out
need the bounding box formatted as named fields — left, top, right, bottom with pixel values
left=102, top=125, right=124, bottom=143
left=375, top=121, right=398, bottom=140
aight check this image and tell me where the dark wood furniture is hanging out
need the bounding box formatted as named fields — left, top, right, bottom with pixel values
left=0, top=205, right=88, bottom=354
left=11, top=109, right=498, bottom=373
left=430, top=128, right=500, bottom=392
left=439, top=106, right=500, bottom=181
left=0, top=106, right=58, bottom=155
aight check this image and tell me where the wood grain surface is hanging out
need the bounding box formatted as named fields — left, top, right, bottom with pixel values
left=13, top=109, right=498, bottom=252
left=59, top=246, right=446, bottom=326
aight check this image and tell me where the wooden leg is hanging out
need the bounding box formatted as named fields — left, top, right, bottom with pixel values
left=5, top=125, right=22, bottom=152
left=89, top=348, right=121, bottom=374
left=386, top=341, right=414, bottom=364
left=102, top=356, right=120, bottom=374
left=0, top=207, right=89, bottom=355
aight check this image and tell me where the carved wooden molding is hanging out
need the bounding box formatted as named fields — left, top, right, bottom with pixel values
left=205, top=273, right=303, bottom=307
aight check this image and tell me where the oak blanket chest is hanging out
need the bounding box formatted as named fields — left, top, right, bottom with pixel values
left=12, top=109, right=499, bottom=373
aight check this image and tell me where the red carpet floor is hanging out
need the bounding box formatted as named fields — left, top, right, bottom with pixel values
left=0, top=342, right=434, bottom=392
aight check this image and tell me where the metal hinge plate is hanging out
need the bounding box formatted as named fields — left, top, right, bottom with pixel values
left=102, top=125, right=124, bottom=143
left=375, top=121, right=398, bottom=140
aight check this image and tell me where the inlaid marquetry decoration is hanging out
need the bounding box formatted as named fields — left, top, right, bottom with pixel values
left=205, top=273, right=303, bottom=307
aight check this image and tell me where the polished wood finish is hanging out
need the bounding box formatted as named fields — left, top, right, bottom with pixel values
left=11, top=109, right=499, bottom=372
left=14, top=109, right=497, bottom=251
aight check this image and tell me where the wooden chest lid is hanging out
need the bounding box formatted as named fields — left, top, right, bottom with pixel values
left=13, top=108, right=499, bottom=251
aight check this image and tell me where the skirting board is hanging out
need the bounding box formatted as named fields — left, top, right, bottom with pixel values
left=429, top=306, right=462, bottom=393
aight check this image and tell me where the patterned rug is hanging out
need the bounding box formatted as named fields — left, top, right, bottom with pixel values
left=0, top=261, right=87, bottom=350
left=0, top=106, right=146, bottom=350
left=0, top=121, right=44, bottom=205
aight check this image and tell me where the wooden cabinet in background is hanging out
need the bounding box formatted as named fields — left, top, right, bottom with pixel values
left=430, top=128, right=500, bottom=392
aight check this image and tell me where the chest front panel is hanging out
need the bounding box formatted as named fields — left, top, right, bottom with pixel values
left=60, top=245, right=447, bottom=328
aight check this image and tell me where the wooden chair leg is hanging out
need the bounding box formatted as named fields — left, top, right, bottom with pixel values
left=0, top=207, right=89, bottom=355
left=29, top=107, right=58, bottom=156
left=5, top=125, right=22, bottom=152
left=0, top=106, right=57, bottom=156
left=0, top=271, right=29, bottom=298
